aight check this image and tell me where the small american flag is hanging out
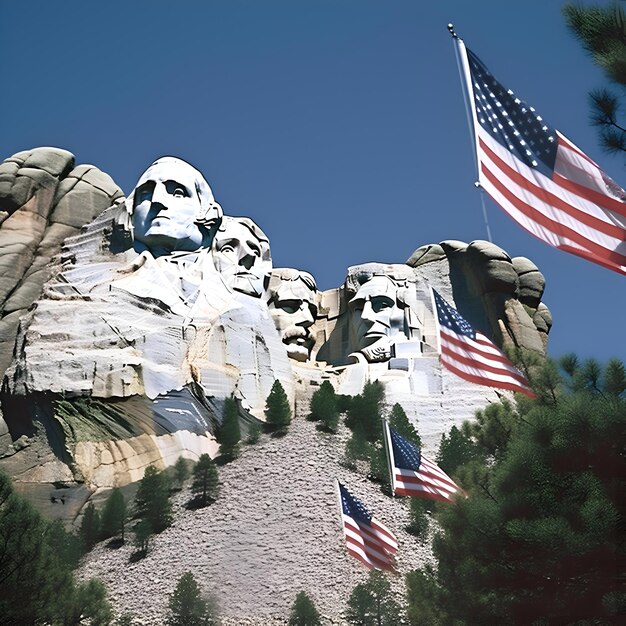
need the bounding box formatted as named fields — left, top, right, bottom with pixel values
left=433, top=289, right=535, bottom=398
left=457, top=39, right=626, bottom=275
left=383, top=422, right=462, bottom=503
left=337, top=481, right=398, bottom=571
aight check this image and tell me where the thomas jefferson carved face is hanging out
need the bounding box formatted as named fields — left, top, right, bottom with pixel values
left=130, top=158, right=222, bottom=255
left=212, top=217, right=271, bottom=298
left=268, top=270, right=318, bottom=361
left=348, top=275, right=407, bottom=362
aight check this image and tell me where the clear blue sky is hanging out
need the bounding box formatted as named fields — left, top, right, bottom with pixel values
left=3, top=1, right=624, bottom=363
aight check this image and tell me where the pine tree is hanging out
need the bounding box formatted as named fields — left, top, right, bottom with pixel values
left=288, top=591, right=322, bottom=625
left=345, top=380, right=385, bottom=442
left=389, top=402, right=420, bottom=447
left=191, top=454, right=220, bottom=508
left=173, top=456, right=190, bottom=488
left=436, top=424, right=475, bottom=476
left=100, top=487, right=127, bottom=542
left=308, top=380, right=339, bottom=433
left=0, top=470, right=97, bottom=624
left=80, top=501, right=101, bottom=551
left=563, top=2, right=626, bottom=157
left=406, top=356, right=625, bottom=624
left=65, top=578, right=114, bottom=626
left=134, top=464, right=172, bottom=533
left=406, top=497, right=431, bottom=542
left=132, top=518, right=152, bottom=557
left=220, top=396, right=241, bottom=459
left=346, top=570, right=403, bottom=625
left=167, top=571, right=218, bottom=626
left=264, top=380, right=292, bottom=436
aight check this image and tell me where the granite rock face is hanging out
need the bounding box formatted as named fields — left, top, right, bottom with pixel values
left=0, top=149, right=551, bottom=529
left=407, top=239, right=551, bottom=351
left=0, top=148, right=123, bottom=380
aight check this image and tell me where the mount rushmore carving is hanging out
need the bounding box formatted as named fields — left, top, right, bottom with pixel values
left=0, top=147, right=551, bottom=516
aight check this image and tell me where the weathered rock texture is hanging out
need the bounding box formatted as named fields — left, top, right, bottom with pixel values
left=0, top=148, right=123, bottom=379
left=407, top=239, right=551, bottom=351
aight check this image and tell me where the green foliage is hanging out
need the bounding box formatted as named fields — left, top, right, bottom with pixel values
left=220, top=396, right=241, bottom=459
left=406, top=497, right=432, bottom=542
left=344, top=429, right=373, bottom=465
left=132, top=518, right=152, bottom=557
left=100, top=487, right=127, bottom=542
left=345, top=380, right=385, bottom=442
left=368, top=443, right=390, bottom=490
left=389, top=402, right=420, bottom=446
left=264, top=380, right=292, bottom=436
left=135, top=464, right=172, bottom=533
left=436, top=425, right=476, bottom=476
left=246, top=421, right=262, bottom=445
left=288, top=591, right=322, bottom=625
left=80, top=501, right=101, bottom=551
left=191, top=454, right=220, bottom=508
left=563, top=2, right=626, bottom=156
left=0, top=469, right=112, bottom=625
left=167, top=571, right=219, bottom=626
left=309, top=380, right=339, bottom=432
left=65, top=578, right=114, bottom=626
left=173, top=456, right=190, bottom=487
left=346, top=570, right=403, bottom=625
left=406, top=357, right=626, bottom=624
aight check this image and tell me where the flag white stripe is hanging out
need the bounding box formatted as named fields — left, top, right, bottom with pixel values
left=478, top=128, right=626, bottom=253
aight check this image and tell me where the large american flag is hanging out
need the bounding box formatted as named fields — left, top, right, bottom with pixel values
left=383, top=422, right=462, bottom=503
left=433, top=288, right=535, bottom=398
left=457, top=39, right=626, bottom=275
left=337, top=481, right=398, bottom=571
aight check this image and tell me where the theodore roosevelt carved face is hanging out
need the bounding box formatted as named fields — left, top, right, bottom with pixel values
left=268, top=269, right=318, bottom=361
left=129, top=157, right=222, bottom=255
left=212, top=217, right=272, bottom=298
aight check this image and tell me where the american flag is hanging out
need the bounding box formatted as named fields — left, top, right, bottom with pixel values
left=457, top=38, right=626, bottom=275
left=432, top=288, right=535, bottom=398
left=337, top=481, right=398, bottom=571
left=383, top=422, right=463, bottom=503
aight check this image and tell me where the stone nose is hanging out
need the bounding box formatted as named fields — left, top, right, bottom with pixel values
left=239, top=252, right=256, bottom=270
left=151, top=182, right=169, bottom=208
left=295, top=303, right=314, bottom=328
left=360, top=300, right=377, bottom=324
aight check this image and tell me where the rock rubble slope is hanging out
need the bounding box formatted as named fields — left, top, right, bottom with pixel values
left=79, top=390, right=435, bottom=625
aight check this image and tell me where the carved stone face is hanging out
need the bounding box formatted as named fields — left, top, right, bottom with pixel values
left=131, top=160, right=215, bottom=255
left=348, top=275, right=407, bottom=362
left=268, top=272, right=318, bottom=361
left=213, top=218, right=271, bottom=298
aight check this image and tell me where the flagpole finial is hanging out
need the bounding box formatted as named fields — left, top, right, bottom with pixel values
left=447, top=23, right=458, bottom=39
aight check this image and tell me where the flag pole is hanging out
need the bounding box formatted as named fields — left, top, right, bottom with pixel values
left=448, top=23, right=493, bottom=242
left=382, top=419, right=396, bottom=497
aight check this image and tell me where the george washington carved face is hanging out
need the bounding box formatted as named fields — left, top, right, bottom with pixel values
left=129, top=157, right=222, bottom=256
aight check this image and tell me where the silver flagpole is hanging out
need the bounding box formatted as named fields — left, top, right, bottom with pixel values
left=449, top=23, right=493, bottom=242
left=382, top=419, right=396, bottom=497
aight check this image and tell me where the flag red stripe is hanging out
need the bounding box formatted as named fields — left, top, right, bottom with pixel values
left=344, top=529, right=395, bottom=569
left=442, top=358, right=536, bottom=398
left=346, top=546, right=394, bottom=571
left=441, top=343, right=531, bottom=387
left=394, top=486, right=454, bottom=502
left=480, top=138, right=626, bottom=237
left=480, top=163, right=626, bottom=269
left=441, top=330, right=530, bottom=382
left=395, top=469, right=458, bottom=493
